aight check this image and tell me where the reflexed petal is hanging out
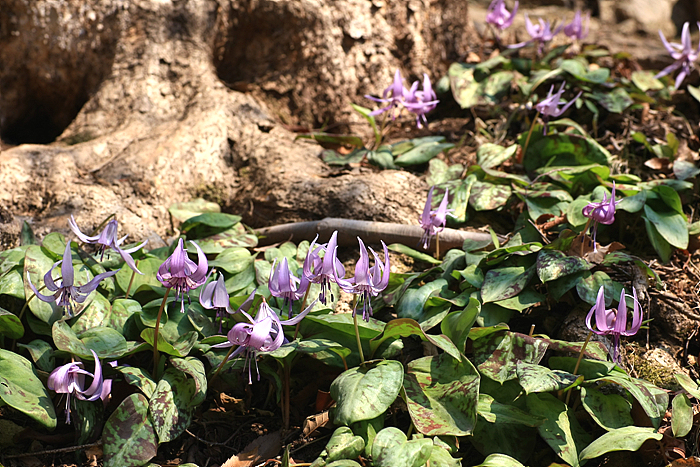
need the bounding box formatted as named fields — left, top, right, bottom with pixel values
left=75, top=270, right=119, bottom=295
left=27, top=271, right=60, bottom=302
left=593, top=286, right=610, bottom=332
left=42, top=263, right=61, bottom=292
left=81, top=350, right=104, bottom=400
left=69, top=215, right=99, bottom=243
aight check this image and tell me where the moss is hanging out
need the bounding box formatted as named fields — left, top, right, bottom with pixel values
left=191, top=183, right=229, bottom=207
left=627, top=352, right=680, bottom=390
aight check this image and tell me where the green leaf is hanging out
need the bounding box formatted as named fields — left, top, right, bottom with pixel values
left=321, top=148, right=367, bottom=166
left=313, top=427, right=365, bottom=466
left=589, top=88, right=634, bottom=113
left=148, top=368, right=195, bottom=443
left=0, top=349, right=56, bottom=429
left=207, top=247, right=254, bottom=274
left=0, top=268, right=25, bottom=299
left=18, top=339, right=54, bottom=372
left=195, top=223, right=258, bottom=254
left=397, top=279, right=448, bottom=321
left=370, top=318, right=460, bottom=361
left=116, top=366, right=157, bottom=398
left=578, top=426, right=662, bottom=462
left=643, top=204, right=688, bottom=249
left=688, top=84, right=700, bottom=104
left=576, top=271, right=613, bottom=306
left=480, top=266, right=536, bottom=303
left=103, top=393, right=157, bottom=467
left=477, top=143, right=518, bottom=170
left=169, top=357, right=207, bottom=406
left=331, top=360, right=404, bottom=426
left=110, top=299, right=142, bottom=335
left=371, top=427, right=433, bottom=467
left=672, top=393, right=693, bottom=438
left=52, top=320, right=90, bottom=356
left=72, top=292, right=112, bottom=334
left=367, top=148, right=397, bottom=169
left=472, top=331, right=548, bottom=383
left=675, top=373, right=700, bottom=399
left=674, top=160, right=700, bottom=181
left=536, top=250, right=591, bottom=283
left=41, top=232, right=67, bottom=258
left=448, top=63, right=513, bottom=108
left=469, top=181, right=511, bottom=211
left=78, top=326, right=128, bottom=359
left=169, top=198, right=220, bottom=223
left=580, top=387, right=633, bottom=430
left=631, top=70, right=664, bottom=91
left=394, top=142, right=454, bottom=167
left=440, top=298, right=480, bottom=353
left=115, top=257, right=163, bottom=294
left=643, top=217, right=673, bottom=263
left=616, top=190, right=647, bottom=213
left=23, top=245, right=60, bottom=325
left=180, top=212, right=241, bottom=238
left=595, top=374, right=668, bottom=428
left=523, top=134, right=610, bottom=173
left=515, top=362, right=583, bottom=394
left=477, top=394, right=544, bottom=427
left=526, top=392, right=590, bottom=466
left=387, top=244, right=441, bottom=264
left=0, top=307, right=23, bottom=339
left=474, top=454, right=525, bottom=467
left=403, top=353, right=479, bottom=436
left=559, top=59, right=610, bottom=83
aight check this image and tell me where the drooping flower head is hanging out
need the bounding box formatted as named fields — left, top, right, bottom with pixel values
left=585, top=286, right=642, bottom=363
left=366, top=70, right=439, bottom=127
left=535, top=81, right=582, bottom=134
left=48, top=350, right=106, bottom=424
left=582, top=182, right=620, bottom=249
left=303, top=231, right=346, bottom=305
left=404, top=74, right=440, bottom=129
left=269, top=257, right=310, bottom=318
left=563, top=10, right=590, bottom=41
left=334, top=237, right=390, bottom=321
left=212, top=298, right=317, bottom=383
left=199, top=273, right=255, bottom=332
left=27, top=242, right=118, bottom=317
left=157, top=238, right=208, bottom=312
left=69, top=216, right=147, bottom=274
left=510, top=14, right=563, bottom=54
left=486, top=0, right=518, bottom=31
left=656, top=22, right=700, bottom=89
left=420, top=186, right=452, bottom=250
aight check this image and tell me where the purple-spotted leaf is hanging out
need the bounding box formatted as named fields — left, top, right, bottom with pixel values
left=593, top=374, right=668, bottom=428
left=0, top=306, right=23, bottom=339
left=469, top=181, right=512, bottom=211
left=536, top=250, right=592, bottom=283
left=169, top=357, right=207, bottom=406
left=331, top=360, right=403, bottom=426
left=148, top=368, right=195, bottom=443
left=477, top=143, right=518, bottom=170
left=481, top=265, right=536, bottom=303
left=314, top=427, right=365, bottom=466
left=0, top=349, right=56, bottom=429
left=472, top=331, right=548, bottom=383
left=580, top=387, right=633, bottom=431
left=525, top=392, right=590, bottom=467
left=103, top=393, right=157, bottom=467
left=370, top=318, right=460, bottom=360
left=515, top=361, right=583, bottom=394
left=140, top=328, right=197, bottom=357
left=23, top=245, right=60, bottom=324
left=371, top=427, right=433, bottom=467
left=109, top=299, right=141, bottom=335
left=402, top=353, right=479, bottom=436
left=71, top=293, right=111, bottom=334
left=115, top=366, right=157, bottom=398
left=576, top=271, right=614, bottom=306
left=72, top=397, right=103, bottom=445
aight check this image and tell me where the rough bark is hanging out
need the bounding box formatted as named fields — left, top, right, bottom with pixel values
left=0, top=0, right=473, bottom=247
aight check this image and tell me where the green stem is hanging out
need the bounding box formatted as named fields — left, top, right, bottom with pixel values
left=353, top=308, right=365, bottom=365
left=124, top=260, right=139, bottom=300
left=435, top=232, right=440, bottom=260
left=283, top=360, right=291, bottom=431
left=210, top=345, right=237, bottom=384
left=521, top=110, right=541, bottom=161
left=152, top=288, right=171, bottom=378
left=565, top=331, right=593, bottom=405
left=294, top=285, right=312, bottom=340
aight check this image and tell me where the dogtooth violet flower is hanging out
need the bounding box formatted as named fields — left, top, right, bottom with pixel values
left=563, top=10, right=590, bottom=40
left=510, top=15, right=562, bottom=54
left=303, top=231, right=345, bottom=305
left=334, top=237, right=390, bottom=322
left=157, top=238, right=208, bottom=312
left=212, top=298, right=317, bottom=383
left=420, top=186, right=452, bottom=250
left=535, top=81, right=581, bottom=133
left=656, top=21, right=700, bottom=89
left=48, top=350, right=106, bottom=424
left=404, top=74, right=439, bottom=129
left=69, top=216, right=147, bottom=274
left=585, top=286, right=642, bottom=363
left=582, top=182, right=620, bottom=249
left=199, top=273, right=256, bottom=331
left=28, top=242, right=118, bottom=317
left=486, top=0, right=518, bottom=31
left=269, top=256, right=310, bottom=318
left=366, top=69, right=408, bottom=120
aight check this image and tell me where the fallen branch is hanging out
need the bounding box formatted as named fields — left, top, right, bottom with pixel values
left=254, top=218, right=503, bottom=253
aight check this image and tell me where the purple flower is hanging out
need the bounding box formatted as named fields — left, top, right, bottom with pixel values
left=486, top=0, right=518, bottom=31
left=269, top=257, right=310, bottom=318
left=510, top=14, right=562, bottom=54
left=48, top=350, right=106, bottom=424
left=303, top=231, right=346, bottom=305
left=334, top=237, right=390, bottom=321
left=199, top=272, right=255, bottom=331
left=582, top=182, right=620, bottom=248
left=366, top=70, right=439, bottom=127
left=656, top=22, right=700, bottom=89
left=420, top=186, right=452, bottom=249
left=404, top=74, right=440, bottom=129
left=212, top=298, right=316, bottom=383
left=157, top=238, right=208, bottom=312
left=585, top=286, right=642, bottom=363
left=563, top=10, right=590, bottom=40
left=69, top=216, right=147, bottom=275
left=535, top=82, right=582, bottom=133
left=27, top=242, right=118, bottom=317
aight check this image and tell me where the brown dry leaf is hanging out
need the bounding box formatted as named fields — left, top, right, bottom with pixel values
left=85, top=444, right=103, bottom=467
left=217, top=392, right=247, bottom=415
left=221, top=430, right=282, bottom=467
left=644, top=157, right=672, bottom=171
left=567, top=233, right=625, bottom=264
left=303, top=411, right=330, bottom=437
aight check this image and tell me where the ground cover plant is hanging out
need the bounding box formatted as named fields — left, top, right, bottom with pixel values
left=1, top=3, right=700, bottom=467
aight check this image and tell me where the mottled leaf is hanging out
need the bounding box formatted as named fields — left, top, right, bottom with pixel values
left=580, top=387, right=633, bottom=430
left=481, top=265, right=536, bottom=303
left=469, top=181, right=511, bottom=211
left=578, top=426, right=662, bottom=461
left=17, top=339, right=54, bottom=372
left=169, top=357, right=207, bottom=406
left=371, top=427, right=433, bottom=467
left=594, top=374, right=668, bottom=428
left=116, top=366, right=157, bottom=398
left=148, top=368, right=195, bottom=443
left=477, top=143, right=518, bottom=170
left=477, top=394, right=544, bottom=426
left=515, top=362, right=583, bottom=394
left=370, top=318, right=460, bottom=360
left=472, top=331, right=548, bottom=383
left=103, top=393, right=157, bottom=467
left=0, top=349, right=56, bottom=429
left=536, top=250, right=591, bottom=283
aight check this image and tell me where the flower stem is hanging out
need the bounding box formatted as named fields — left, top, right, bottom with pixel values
left=521, top=110, right=541, bottom=161
left=353, top=309, right=365, bottom=365
left=282, top=360, right=291, bottom=431
left=565, top=330, right=592, bottom=405
left=294, top=286, right=312, bottom=340
left=124, top=260, right=139, bottom=300
left=580, top=218, right=593, bottom=257
left=152, top=288, right=171, bottom=378
left=435, top=232, right=440, bottom=260
left=210, top=345, right=237, bottom=384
